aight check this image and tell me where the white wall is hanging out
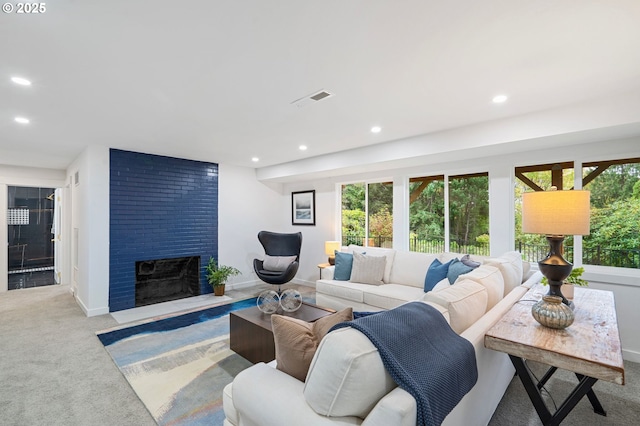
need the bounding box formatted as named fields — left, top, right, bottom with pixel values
left=66, top=146, right=110, bottom=316
left=0, top=165, right=66, bottom=293
left=218, top=164, right=284, bottom=289
left=281, top=137, right=640, bottom=361
left=279, top=181, right=337, bottom=286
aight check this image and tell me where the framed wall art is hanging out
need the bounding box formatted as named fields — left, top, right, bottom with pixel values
left=291, top=190, right=315, bottom=226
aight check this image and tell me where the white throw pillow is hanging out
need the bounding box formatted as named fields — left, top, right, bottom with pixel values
left=263, top=254, right=296, bottom=271
left=484, top=251, right=523, bottom=294
left=423, top=279, right=488, bottom=334
left=349, top=252, right=386, bottom=285
left=350, top=245, right=396, bottom=283
left=458, top=265, right=504, bottom=310
left=304, top=327, right=397, bottom=418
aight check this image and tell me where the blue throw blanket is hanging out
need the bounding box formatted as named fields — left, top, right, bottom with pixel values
left=331, top=302, right=478, bottom=426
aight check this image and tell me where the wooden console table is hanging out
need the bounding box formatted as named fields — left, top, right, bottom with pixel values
left=485, top=284, right=624, bottom=426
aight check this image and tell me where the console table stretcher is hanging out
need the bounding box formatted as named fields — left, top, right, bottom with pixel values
left=485, top=286, right=624, bottom=426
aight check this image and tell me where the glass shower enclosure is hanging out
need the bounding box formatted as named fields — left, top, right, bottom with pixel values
left=7, top=186, right=56, bottom=290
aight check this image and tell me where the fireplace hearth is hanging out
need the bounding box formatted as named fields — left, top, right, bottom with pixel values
left=135, top=256, right=200, bottom=307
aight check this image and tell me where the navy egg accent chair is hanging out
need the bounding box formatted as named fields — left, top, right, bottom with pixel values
left=253, top=231, right=302, bottom=293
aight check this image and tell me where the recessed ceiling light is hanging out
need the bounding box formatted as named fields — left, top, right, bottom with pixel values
left=11, top=77, right=31, bottom=86
left=251, top=157, right=259, bottom=162
left=14, top=117, right=30, bottom=124
left=492, top=94, right=508, bottom=103
left=299, top=145, right=307, bottom=151
left=371, top=126, right=382, bottom=133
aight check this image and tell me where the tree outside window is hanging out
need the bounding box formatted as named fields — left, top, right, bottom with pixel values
left=515, top=163, right=575, bottom=263
left=409, top=176, right=444, bottom=253
left=408, top=173, right=489, bottom=255
left=515, top=159, right=640, bottom=270
left=582, top=159, right=640, bottom=269
left=449, top=174, right=489, bottom=255
left=341, top=182, right=393, bottom=247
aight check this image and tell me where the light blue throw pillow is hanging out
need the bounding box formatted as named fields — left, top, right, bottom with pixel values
left=447, top=258, right=475, bottom=284
left=333, top=251, right=354, bottom=281
left=424, top=259, right=453, bottom=291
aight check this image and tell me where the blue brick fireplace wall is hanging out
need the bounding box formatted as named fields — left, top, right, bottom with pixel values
left=109, top=149, right=218, bottom=312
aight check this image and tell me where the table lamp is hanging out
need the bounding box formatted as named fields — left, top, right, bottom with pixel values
left=325, top=241, right=341, bottom=265
left=522, top=188, right=590, bottom=306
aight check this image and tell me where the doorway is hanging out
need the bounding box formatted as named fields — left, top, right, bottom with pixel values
left=7, top=186, right=57, bottom=289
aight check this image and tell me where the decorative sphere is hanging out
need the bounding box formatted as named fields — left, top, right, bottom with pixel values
left=279, top=289, right=303, bottom=312
left=257, top=290, right=280, bottom=314
left=532, top=295, right=575, bottom=329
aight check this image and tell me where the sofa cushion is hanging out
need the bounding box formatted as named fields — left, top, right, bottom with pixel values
left=484, top=251, right=523, bottom=295
left=362, top=284, right=426, bottom=310
left=333, top=251, right=355, bottom=281
left=272, top=308, right=353, bottom=382
left=447, top=258, right=475, bottom=284
left=432, top=277, right=451, bottom=292
left=424, top=259, right=453, bottom=291
left=388, top=251, right=439, bottom=289
left=304, top=327, right=397, bottom=418
left=315, top=280, right=373, bottom=303
left=263, top=254, right=297, bottom=271
left=422, top=279, right=488, bottom=334
left=350, top=245, right=396, bottom=283
left=458, top=264, right=504, bottom=310
left=350, top=252, right=386, bottom=285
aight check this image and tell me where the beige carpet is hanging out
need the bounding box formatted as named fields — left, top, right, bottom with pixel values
left=1, top=283, right=638, bottom=426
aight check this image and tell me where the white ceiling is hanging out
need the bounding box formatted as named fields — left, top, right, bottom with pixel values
left=2, top=0, right=640, bottom=171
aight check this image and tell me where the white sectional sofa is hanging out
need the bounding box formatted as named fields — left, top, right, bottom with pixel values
left=223, top=246, right=541, bottom=426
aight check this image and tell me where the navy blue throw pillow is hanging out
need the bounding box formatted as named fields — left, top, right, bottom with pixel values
left=424, top=259, right=454, bottom=291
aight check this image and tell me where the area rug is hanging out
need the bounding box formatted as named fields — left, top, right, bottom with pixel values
left=97, top=298, right=258, bottom=426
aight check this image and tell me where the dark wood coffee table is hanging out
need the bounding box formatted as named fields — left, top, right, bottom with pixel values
left=230, top=301, right=336, bottom=364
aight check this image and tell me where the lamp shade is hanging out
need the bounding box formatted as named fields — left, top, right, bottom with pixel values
left=325, top=241, right=341, bottom=256
left=522, top=190, right=590, bottom=236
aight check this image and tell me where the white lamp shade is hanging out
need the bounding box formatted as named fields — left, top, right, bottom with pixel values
left=325, top=241, right=341, bottom=256
left=522, top=190, right=590, bottom=236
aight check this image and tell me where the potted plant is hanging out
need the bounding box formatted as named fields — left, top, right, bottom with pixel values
left=541, top=266, right=587, bottom=299
left=206, top=257, right=240, bottom=296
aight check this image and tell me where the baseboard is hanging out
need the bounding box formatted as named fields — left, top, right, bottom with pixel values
left=623, top=348, right=640, bottom=363
left=226, top=279, right=260, bottom=291
left=74, top=294, right=109, bottom=317
left=292, top=278, right=316, bottom=288
left=226, top=279, right=316, bottom=290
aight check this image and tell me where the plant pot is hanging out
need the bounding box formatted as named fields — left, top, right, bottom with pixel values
left=561, top=283, right=574, bottom=300
left=214, top=285, right=225, bottom=296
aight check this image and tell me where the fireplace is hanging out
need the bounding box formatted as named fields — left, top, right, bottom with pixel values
left=135, top=256, right=200, bottom=307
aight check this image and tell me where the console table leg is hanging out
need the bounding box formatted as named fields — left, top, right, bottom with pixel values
left=576, top=373, right=606, bottom=416
left=509, top=356, right=602, bottom=426
left=537, top=366, right=558, bottom=390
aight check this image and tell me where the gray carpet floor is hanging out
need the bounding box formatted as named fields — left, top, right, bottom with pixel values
left=1, top=284, right=638, bottom=425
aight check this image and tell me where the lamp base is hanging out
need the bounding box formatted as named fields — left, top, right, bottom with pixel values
left=538, top=235, right=573, bottom=308
left=546, top=281, right=574, bottom=310
left=328, top=256, right=335, bottom=265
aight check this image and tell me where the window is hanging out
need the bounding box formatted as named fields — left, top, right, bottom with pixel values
left=408, top=173, right=489, bottom=255
left=409, top=175, right=444, bottom=253
left=515, top=162, right=575, bottom=263
left=449, top=173, right=489, bottom=255
left=341, top=181, right=393, bottom=247
left=582, top=158, right=640, bottom=269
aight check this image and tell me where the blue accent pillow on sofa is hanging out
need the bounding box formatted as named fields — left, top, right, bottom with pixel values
left=334, top=251, right=354, bottom=281
left=447, top=258, right=475, bottom=284
left=424, top=259, right=453, bottom=291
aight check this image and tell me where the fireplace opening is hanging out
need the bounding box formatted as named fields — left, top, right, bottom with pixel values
left=135, top=256, right=200, bottom=307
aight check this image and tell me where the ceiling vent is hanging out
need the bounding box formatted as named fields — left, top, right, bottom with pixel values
left=291, top=89, right=334, bottom=108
